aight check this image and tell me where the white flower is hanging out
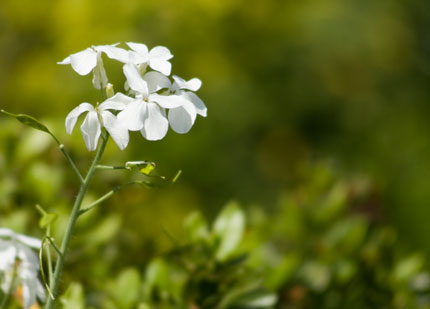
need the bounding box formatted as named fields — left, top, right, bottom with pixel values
left=167, top=75, right=207, bottom=134
left=0, top=228, right=45, bottom=309
left=58, top=44, right=129, bottom=89
left=118, top=63, right=187, bottom=141
left=126, top=42, right=174, bottom=76
left=65, top=93, right=134, bottom=151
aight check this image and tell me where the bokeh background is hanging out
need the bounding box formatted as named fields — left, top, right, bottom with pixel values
left=0, top=0, right=429, bottom=308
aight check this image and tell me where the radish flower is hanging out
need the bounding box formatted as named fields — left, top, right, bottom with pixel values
left=0, top=228, right=45, bottom=309
left=126, top=42, right=174, bottom=76
left=167, top=75, right=207, bottom=134
left=66, top=93, right=134, bottom=151
left=118, top=63, right=186, bottom=140
left=58, top=44, right=129, bottom=89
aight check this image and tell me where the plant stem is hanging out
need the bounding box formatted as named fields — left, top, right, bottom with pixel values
left=46, top=227, right=54, bottom=284
left=59, top=144, right=84, bottom=183
left=44, top=133, right=109, bottom=309
left=79, top=181, right=144, bottom=215
left=95, top=164, right=127, bottom=170
left=80, top=185, right=120, bottom=214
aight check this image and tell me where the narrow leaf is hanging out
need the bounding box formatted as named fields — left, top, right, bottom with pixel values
left=1, top=109, right=60, bottom=144
left=213, top=201, right=245, bottom=261
left=36, top=205, right=58, bottom=229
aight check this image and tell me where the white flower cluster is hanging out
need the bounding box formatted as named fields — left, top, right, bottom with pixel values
left=0, top=228, right=45, bottom=309
left=59, top=43, right=207, bottom=151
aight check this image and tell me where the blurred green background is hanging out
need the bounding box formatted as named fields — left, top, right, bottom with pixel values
left=0, top=0, right=429, bottom=308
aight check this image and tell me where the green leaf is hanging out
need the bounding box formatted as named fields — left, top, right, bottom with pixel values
left=312, top=183, right=348, bottom=223
left=60, top=282, right=85, bottom=309
left=392, top=253, right=425, bottom=284
left=265, top=253, right=301, bottom=289
left=299, top=261, right=331, bottom=292
left=212, top=201, right=245, bottom=261
left=112, top=268, right=141, bottom=309
left=143, top=258, right=171, bottom=300
left=217, top=281, right=276, bottom=309
left=125, top=161, right=162, bottom=177
left=36, top=204, right=58, bottom=229
left=231, top=291, right=278, bottom=308
left=1, top=109, right=59, bottom=144
left=85, top=215, right=121, bottom=246
left=184, top=211, right=210, bottom=241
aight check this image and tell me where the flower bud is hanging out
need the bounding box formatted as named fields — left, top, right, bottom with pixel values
left=106, top=83, right=115, bottom=98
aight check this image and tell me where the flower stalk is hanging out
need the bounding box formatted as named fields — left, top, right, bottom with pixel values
left=44, top=132, right=109, bottom=309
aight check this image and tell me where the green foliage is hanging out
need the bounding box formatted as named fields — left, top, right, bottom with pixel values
left=212, top=201, right=245, bottom=261
left=242, top=165, right=430, bottom=308
left=60, top=282, right=86, bottom=309
left=0, top=0, right=429, bottom=307
left=89, top=169, right=429, bottom=308
left=110, top=203, right=277, bottom=309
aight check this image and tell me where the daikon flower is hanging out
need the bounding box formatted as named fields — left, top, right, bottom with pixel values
left=167, top=75, right=207, bottom=134
left=118, top=63, right=186, bottom=140
left=126, top=42, right=174, bottom=76
left=58, top=44, right=129, bottom=89
left=66, top=93, right=134, bottom=151
left=0, top=228, right=45, bottom=309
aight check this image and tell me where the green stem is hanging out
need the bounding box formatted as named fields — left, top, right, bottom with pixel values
left=59, top=144, right=84, bottom=183
left=95, top=164, right=127, bottom=170
left=44, top=133, right=109, bottom=309
left=80, top=185, right=120, bottom=214
left=46, top=227, right=54, bottom=285
left=79, top=181, right=143, bottom=215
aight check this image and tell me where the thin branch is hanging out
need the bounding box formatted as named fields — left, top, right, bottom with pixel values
left=79, top=181, right=143, bottom=215
left=59, top=144, right=84, bottom=183
left=95, top=165, right=127, bottom=170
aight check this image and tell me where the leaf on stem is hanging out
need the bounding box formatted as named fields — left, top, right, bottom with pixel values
left=1, top=110, right=60, bottom=144
left=125, top=161, right=161, bottom=177
left=172, top=170, right=182, bottom=183
left=36, top=205, right=58, bottom=229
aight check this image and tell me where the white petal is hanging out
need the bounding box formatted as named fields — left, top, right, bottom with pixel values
left=141, top=103, right=168, bottom=141
left=16, top=245, right=39, bottom=268
left=100, top=93, right=134, bottom=111
left=127, top=42, right=149, bottom=57
left=123, top=63, right=148, bottom=96
left=80, top=111, right=101, bottom=151
left=69, top=48, right=97, bottom=75
left=0, top=266, right=13, bottom=292
left=0, top=239, right=16, bottom=271
left=128, top=50, right=148, bottom=64
left=149, top=46, right=173, bottom=61
left=149, top=93, right=187, bottom=109
left=95, top=44, right=129, bottom=63
left=184, top=92, right=207, bottom=117
left=0, top=227, right=15, bottom=238
left=143, top=71, right=171, bottom=93
left=57, top=56, right=71, bottom=65
left=65, top=103, right=94, bottom=134
left=92, top=53, right=108, bottom=90
left=101, top=111, right=129, bottom=150
left=117, top=100, right=146, bottom=131
left=168, top=102, right=197, bottom=134
left=22, top=279, right=35, bottom=309
left=172, top=75, right=202, bottom=91
left=149, top=58, right=172, bottom=76
left=15, top=235, right=42, bottom=249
